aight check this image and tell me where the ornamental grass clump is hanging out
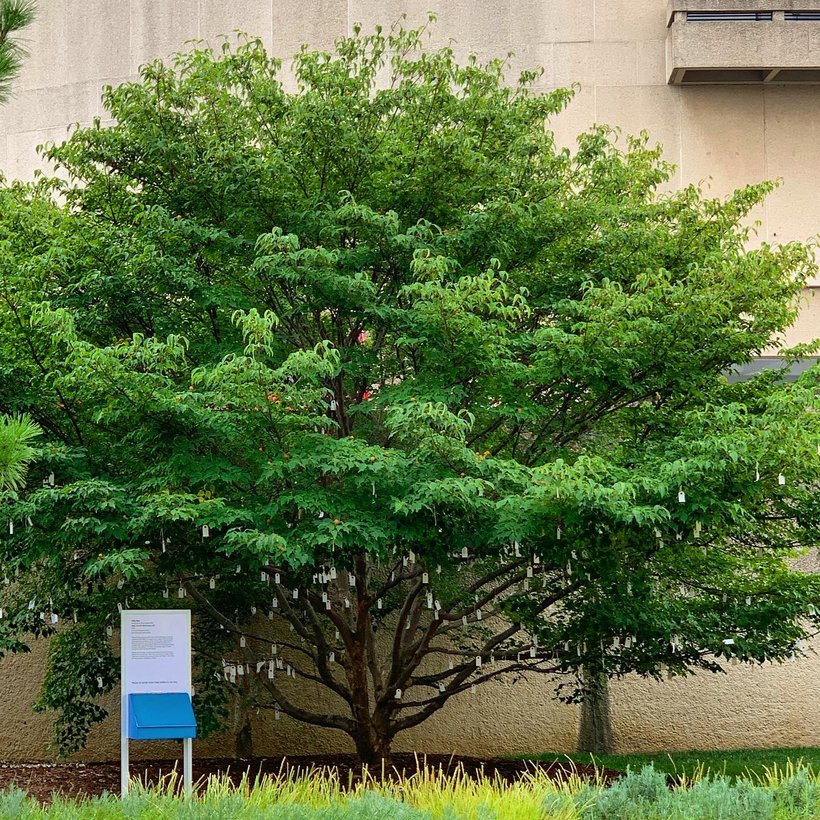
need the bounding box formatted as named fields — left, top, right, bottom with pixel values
left=0, top=767, right=580, bottom=819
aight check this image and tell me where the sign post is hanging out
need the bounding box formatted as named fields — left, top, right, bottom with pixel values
left=120, top=609, right=196, bottom=797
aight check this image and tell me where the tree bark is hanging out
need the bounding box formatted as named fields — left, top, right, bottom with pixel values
left=234, top=675, right=255, bottom=759
left=235, top=716, right=254, bottom=759
left=353, top=722, right=393, bottom=769
left=577, top=673, right=613, bottom=754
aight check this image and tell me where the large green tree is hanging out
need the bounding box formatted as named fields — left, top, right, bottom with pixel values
left=0, top=0, right=35, bottom=104
left=1, top=25, right=820, bottom=763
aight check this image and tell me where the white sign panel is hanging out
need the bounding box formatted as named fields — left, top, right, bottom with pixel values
left=121, top=610, right=191, bottom=696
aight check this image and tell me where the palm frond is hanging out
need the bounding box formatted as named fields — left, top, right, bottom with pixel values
left=0, top=0, right=37, bottom=41
left=0, top=413, right=41, bottom=491
left=0, top=0, right=35, bottom=104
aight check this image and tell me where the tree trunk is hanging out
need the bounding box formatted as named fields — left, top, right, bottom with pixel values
left=234, top=677, right=254, bottom=758
left=354, top=728, right=393, bottom=770
left=235, top=717, right=254, bottom=758
left=578, top=673, right=613, bottom=754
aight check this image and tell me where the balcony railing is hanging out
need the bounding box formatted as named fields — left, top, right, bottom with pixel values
left=667, top=2, right=820, bottom=83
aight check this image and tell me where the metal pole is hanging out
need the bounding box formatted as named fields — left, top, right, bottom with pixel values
left=183, top=737, right=193, bottom=798
left=120, top=611, right=129, bottom=797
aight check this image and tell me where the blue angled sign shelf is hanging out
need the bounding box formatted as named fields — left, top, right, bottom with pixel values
left=127, top=692, right=197, bottom=740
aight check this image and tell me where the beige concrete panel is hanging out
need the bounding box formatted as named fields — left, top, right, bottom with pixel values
left=4, top=126, right=76, bottom=181
left=553, top=41, right=638, bottom=88
left=780, top=288, right=820, bottom=348
left=350, top=1, right=512, bottom=64
left=62, top=0, right=132, bottom=86
left=809, top=25, right=820, bottom=53
left=506, top=43, right=554, bottom=90
left=398, top=675, right=579, bottom=756
left=272, top=0, right=347, bottom=65
left=130, top=0, right=202, bottom=74
left=0, top=640, right=53, bottom=760
left=347, top=1, right=430, bottom=37
left=679, top=86, right=767, bottom=241
left=1, top=81, right=96, bottom=135
left=1, top=79, right=120, bottom=180
left=679, top=86, right=766, bottom=196
left=547, top=83, right=597, bottom=150
left=15, top=0, right=69, bottom=92
left=200, top=0, right=274, bottom=49
left=596, top=0, right=667, bottom=43
left=637, top=39, right=667, bottom=86
left=509, top=0, right=594, bottom=46
left=594, top=85, right=682, bottom=187
left=611, top=651, right=820, bottom=753
left=249, top=706, right=351, bottom=758
left=763, top=86, right=820, bottom=248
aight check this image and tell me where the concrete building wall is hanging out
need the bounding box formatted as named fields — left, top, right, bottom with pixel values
left=1, top=0, right=820, bottom=761
left=0, top=635, right=581, bottom=761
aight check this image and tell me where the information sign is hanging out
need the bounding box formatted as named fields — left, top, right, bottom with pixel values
left=120, top=610, right=194, bottom=797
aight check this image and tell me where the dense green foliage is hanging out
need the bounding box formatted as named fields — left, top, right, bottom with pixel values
left=2, top=767, right=820, bottom=819
left=0, top=0, right=35, bottom=104
left=1, top=23, right=820, bottom=759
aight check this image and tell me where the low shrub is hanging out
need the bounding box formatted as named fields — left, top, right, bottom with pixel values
left=570, top=765, right=820, bottom=820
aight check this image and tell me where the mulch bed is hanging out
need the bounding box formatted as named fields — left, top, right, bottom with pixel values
left=0, top=754, right=621, bottom=803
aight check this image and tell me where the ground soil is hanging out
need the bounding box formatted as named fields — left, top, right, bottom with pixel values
left=0, top=754, right=621, bottom=804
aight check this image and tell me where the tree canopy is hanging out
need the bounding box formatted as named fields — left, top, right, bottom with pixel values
left=1, top=24, right=819, bottom=762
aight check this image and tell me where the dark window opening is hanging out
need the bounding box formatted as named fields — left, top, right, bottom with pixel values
left=686, top=11, right=773, bottom=21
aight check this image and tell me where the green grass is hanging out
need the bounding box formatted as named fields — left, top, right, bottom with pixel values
left=524, top=747, right=820, bottom=781
left=2, top=765, right=820, bottom=818
left=0, top=769, right=588, bottom=819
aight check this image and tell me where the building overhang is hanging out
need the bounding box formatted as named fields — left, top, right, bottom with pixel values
left=725, top=357, right=818, bottom=382
left=667, top=1, right=820, bottom=84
